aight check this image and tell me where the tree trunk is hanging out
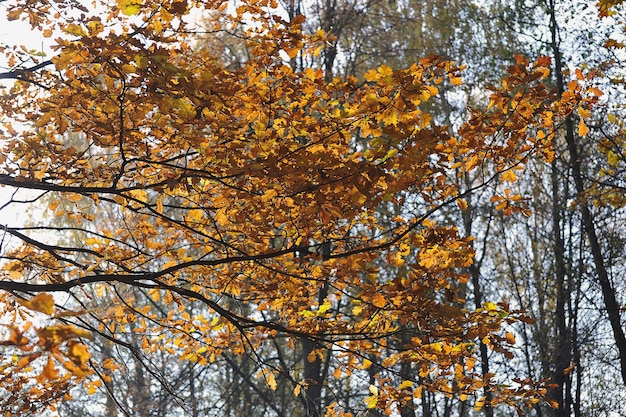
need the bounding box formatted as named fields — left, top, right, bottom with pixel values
left=302, top=337, right=324, bottom=417
left=548, top=0, right=626, bottom=385
left=462, top=187, right=494, bottom=417
left=550, top=157, right=571, bottom=417
left=399, top=332, right=416, bottom=417
left=302, top=279, right=329, bottom=417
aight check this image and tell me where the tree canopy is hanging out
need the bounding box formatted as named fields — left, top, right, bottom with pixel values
left=0, top=0, right=618, bottom=416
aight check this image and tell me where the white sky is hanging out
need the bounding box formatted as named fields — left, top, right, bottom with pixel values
left=0, top=2, right=55, bottom=247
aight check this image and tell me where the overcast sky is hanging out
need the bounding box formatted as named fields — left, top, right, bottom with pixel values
left=0, top=2, right=52, bottom=238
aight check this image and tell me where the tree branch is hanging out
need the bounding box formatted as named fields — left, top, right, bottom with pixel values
left=0, top=59, right=54, bottom=90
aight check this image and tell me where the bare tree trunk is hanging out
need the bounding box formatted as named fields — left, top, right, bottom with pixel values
left=101, top=339, right=119, bottom=417
left=302, top=337, right=324, bottom=417
left=462, top=186, right=494, bottom=417
left=421, top=390, right=432, bottom=417
left=302, top=279, right=329, bottom=417
left=399, top=332, right=416, bottom=417
left=550, top=158, right=571, bottom=417
left=189, top=362, right=199, bottom=417
left=548, top=0, right=626, bottom=386
left=131, top=345, right=150, bottom=417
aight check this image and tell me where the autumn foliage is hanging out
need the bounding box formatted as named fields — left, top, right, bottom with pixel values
left=0, top=0, right=602, bottom=415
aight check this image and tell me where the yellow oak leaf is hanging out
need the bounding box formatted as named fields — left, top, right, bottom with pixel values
left=119, top=0, right=142, bottom=15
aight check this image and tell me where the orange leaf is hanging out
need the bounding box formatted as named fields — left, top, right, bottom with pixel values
left=37, top=357, right=60, bottom=383
left=578, top=119, right=590, bottom=136
left=450, top=77, right=463, bottom=86
left=501, top=169, right=517, bottom=183
left=69, top=342, right=91, bottom=365
left=371, top=293, right=386, bottom=308
left=505, top=331, right=516, bottom=344
left=19, top=293, right=55, bottom=315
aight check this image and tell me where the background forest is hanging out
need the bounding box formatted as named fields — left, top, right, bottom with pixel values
left=1, top=0, right=626, bottom=416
